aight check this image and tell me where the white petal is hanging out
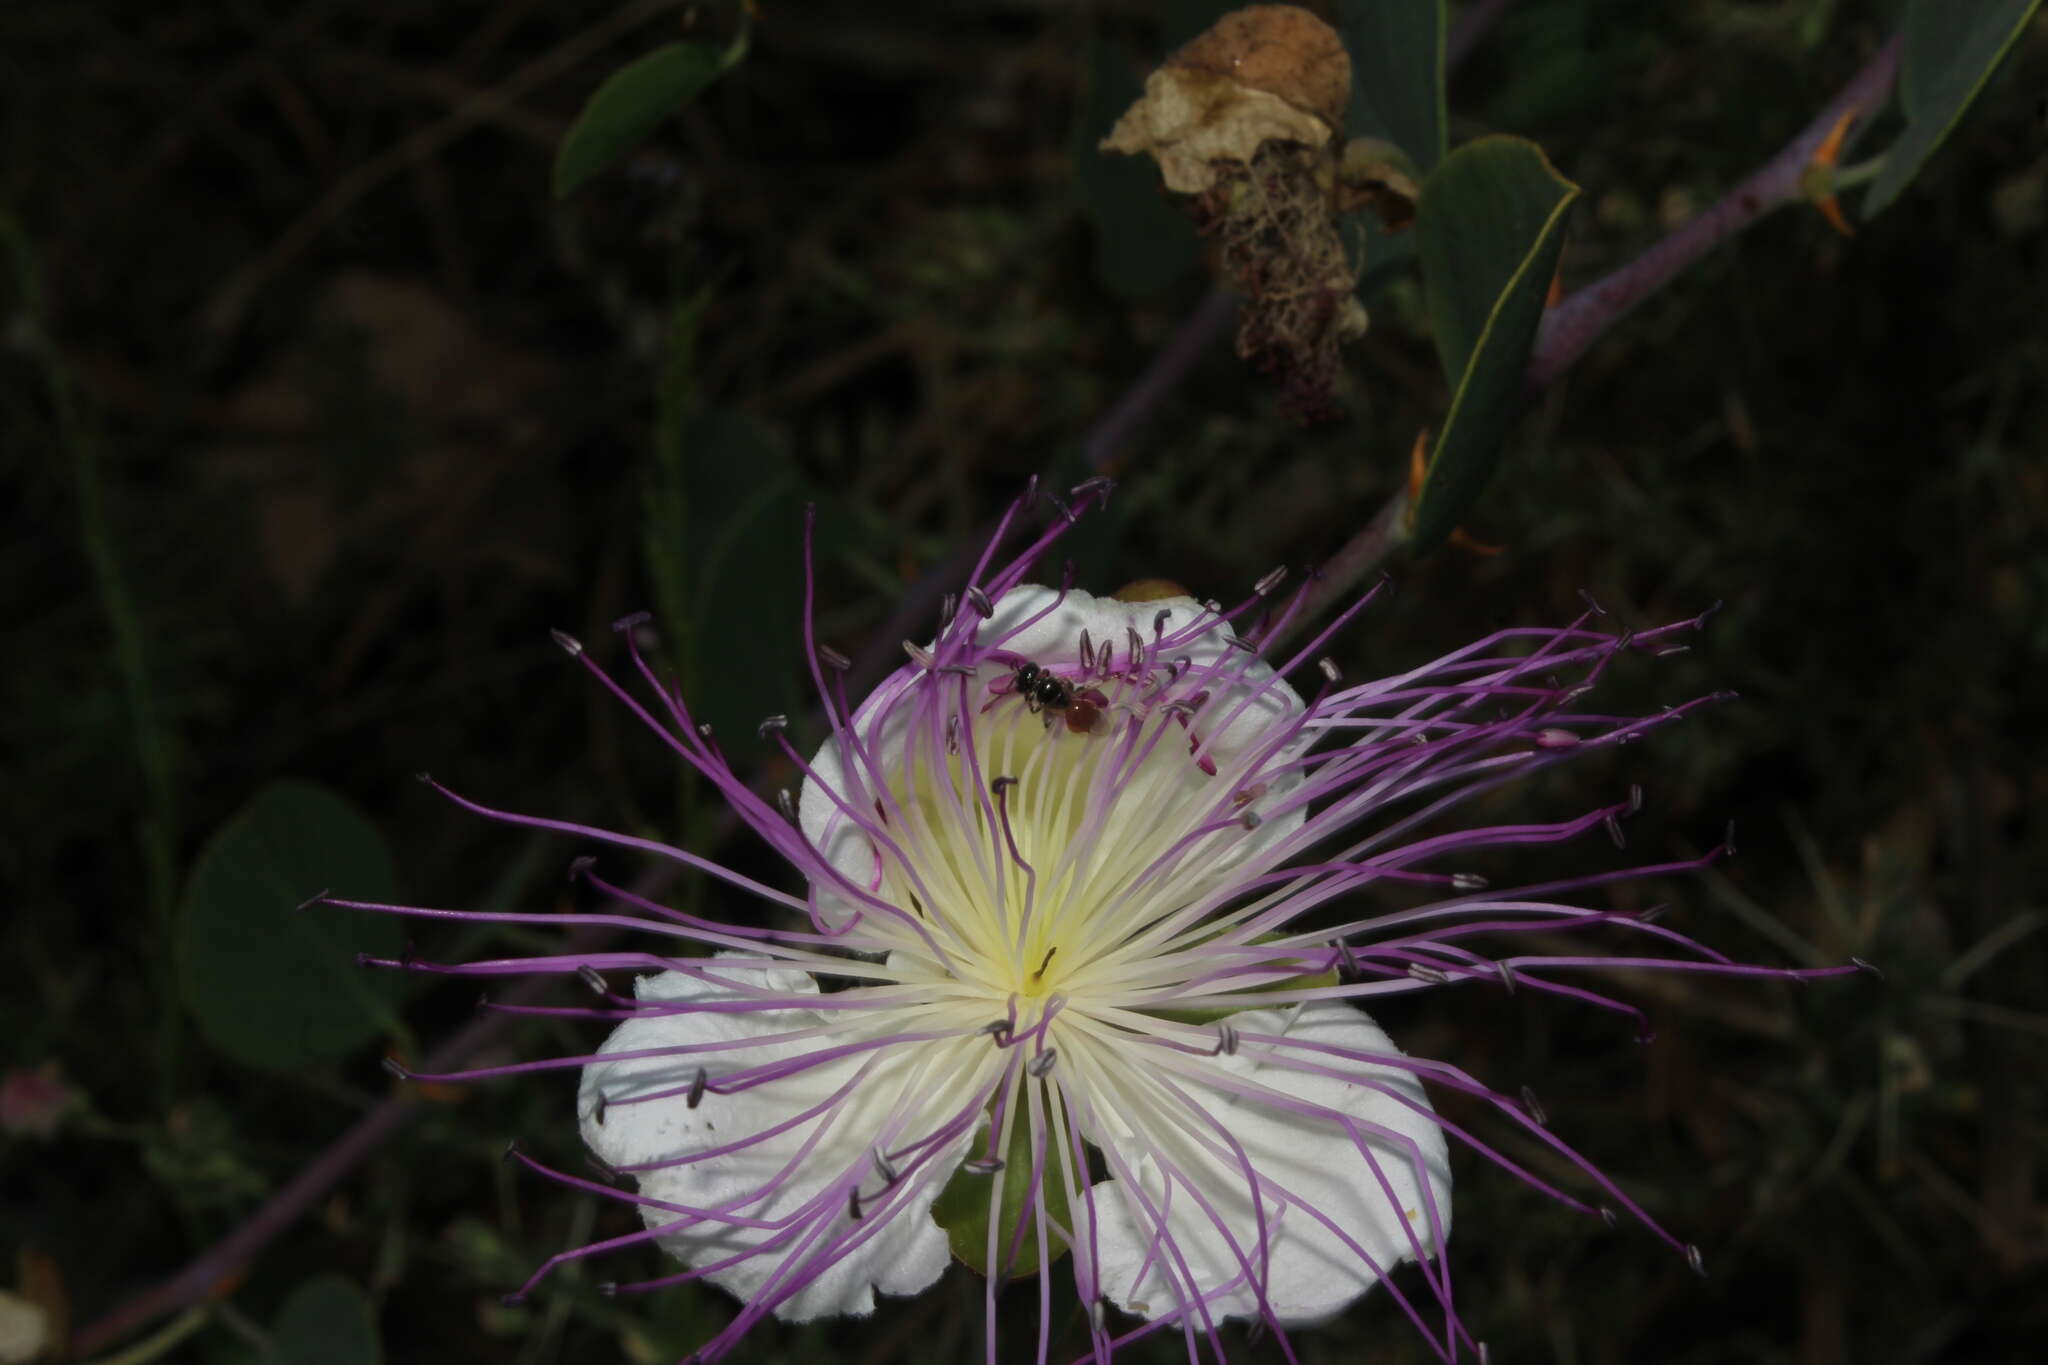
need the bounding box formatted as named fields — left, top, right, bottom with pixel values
left=579, top=964, right=963, bottom=1322
left=797, top=584, right=1309, bottom=926
left=1088, top=1002, right=1450, bottom=1325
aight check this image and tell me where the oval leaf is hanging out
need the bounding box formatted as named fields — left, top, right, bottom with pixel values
left=931, top=1100, right=1075, bottom=1279
left=1862, top=0, right=2042, bottom=220
left=1409, top=136, right=1577, bottom=554
left=1340, top=0, right=1448, bottom=172
left=265, top=1274, right=382, bottom=1365
left=176, top=781, right=406, bottom=1072
left=553, top=24, right=750, bottom=199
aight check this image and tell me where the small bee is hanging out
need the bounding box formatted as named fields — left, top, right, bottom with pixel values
left=1010, top=660, right=1105, bottom=735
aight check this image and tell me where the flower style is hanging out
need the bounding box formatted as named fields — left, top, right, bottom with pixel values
left=342, top=482, right=1857, bottom=1363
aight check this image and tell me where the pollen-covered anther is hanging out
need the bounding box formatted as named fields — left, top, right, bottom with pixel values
left=1254, top=564, right=1288, bottom=596
left=901, top=639, right=935, bottom=670
left=757, top=714, right=789, bottom=739
left=577, top=964, right=608, bottom=995
left=549, top=628, right=584, bottom=656
left=685, top=1068, right=708, bottom=1109
left=1319, top=656, right=1342, bottom=683
left=1026, top=1049, right=1058, bottom=1078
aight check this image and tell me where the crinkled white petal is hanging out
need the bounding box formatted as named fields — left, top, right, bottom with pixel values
left=1088, top=1001, right=1450, bottom=1325
left=578, top=964, right=962, bottom=1321
left=799, top=583, right=1307, bottom=928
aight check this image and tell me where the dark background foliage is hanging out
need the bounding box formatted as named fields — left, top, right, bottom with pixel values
left=4, top=2, right=2044, bottom=1362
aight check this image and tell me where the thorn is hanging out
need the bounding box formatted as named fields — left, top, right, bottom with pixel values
left=549, top=628, right=583, bottom=657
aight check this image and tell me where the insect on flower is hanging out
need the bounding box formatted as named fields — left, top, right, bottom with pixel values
left=338, top=480, right=1860, bottom=1363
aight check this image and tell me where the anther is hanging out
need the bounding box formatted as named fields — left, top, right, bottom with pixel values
left=382, top=1057, right=410, bottom=1080
left=1247, top=1318, right=1268, bottom=1346
left=939, top=593, right=958, bottom=626
left=848, top=1188, right=864, bottom=1221
left=414, top=771, right=433, bottom=784
left=1599, top=1206, right=1618, bottom=1228
left=1254, top=565, right=1287, bottom=597
left=777, top=788, right=798, bottom=825
left=977, top=1018, right=1012, bottom=1040
left=1079, top=629, right=1094, bottom=671
left=1215, top=1023, right=1240, bottom=1056
left=965, top=585, right=995, bottom=618
left=595, top=1282, right=618, bottom=1299
left=1239, top=809, right=1262, bottom=830
left=568, top=855, right=596, bottom=882
left=696, top=721, right=714, bottom=738
left=1604, top=811, right=1627, bottom=849
left=1033, top=946, right=1058, bottom=978
left=1577, top=588, right=1606, bottom=616
left=1153, top=608, right=1173, bottom=637
left=991, top=775, right=1018, bottom=797
left=946, top=715, right=961, bottom=754
left=687, top=1068, right=709, bottom=1109
left=591, top=1091, right=608, bottom=1124
left=1519, top=1085, right=1548, bottom=1127
left=1225, top=633, right=1257, bottom=652
left=757, top=714, right=788, bottom=739
left=1724, top=820, right=1739, bottom=856
left=1026, top=1049, right=1058, bottom=1078
left=1406, top=963, right=1452, bottom=985
left=1655, top=644, right=1691, bottom=657
left=1535, top=727, right=1579, bottom=749
left=1048, top=493, right=1077, bottom=525
left=1640, top=904, right=1671, bottom=924
left=549, top=628, right=584, bottom=656
left=1478, top=1345, right=1491, bottom=1365
left=902, top=639, right=935, bottom=669
left=577, top=964, right=608, bottom=995
left=1451, top=872, right=1489, bottom=891
left=1318, top=657, right=1341, bottom=683
left=1495, top=960, right=1516, bottom=993
left=1627, top=783, right=1644, bottom=816
left=1070, top=475, right=1115, bottom=502
left=962, top=1157, right=1006, bottom=1175
left=817, top=642, right=850, bottom=671
left=1685, top=1244, right=1706, bottom=1277
left=1851, top=956, right=1883, bottom=978
left=294, top=888, right=331, bottom=912
left=1614, top=628, right=1636, bottom=652
left=612, top=610, right=652, bottom=633
left=872, top=1150, right=899, bottom=1185
left=502, top=1138, right=521, bottom=1163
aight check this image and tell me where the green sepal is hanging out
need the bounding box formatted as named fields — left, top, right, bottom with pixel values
left=930, top=1093, right=1075, bottom=1279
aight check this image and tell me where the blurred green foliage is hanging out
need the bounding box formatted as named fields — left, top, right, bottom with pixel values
left=3, top=2, right=2044, bottom=1363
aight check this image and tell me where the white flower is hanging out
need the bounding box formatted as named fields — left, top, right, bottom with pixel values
left=346, top=484, right=1858, bottom=1361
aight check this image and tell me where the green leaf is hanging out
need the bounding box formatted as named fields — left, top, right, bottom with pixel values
left=176, top=781, right=406, bottom=1072
left=1074, top=36, right=1201, bottom=299
left=264, top=1274, right=382, bottom=1365
left=1409, top=135, right=1577, bottom=554
left=553, top=22, right=751, bottom=199
left=930, top=1097, right=1075, bottom=1278
left=1862, top=0, right=2042, bottom=219
left=1340, top=1, right=1448, bottom=171
left=680, top=409, right=812, bottom=740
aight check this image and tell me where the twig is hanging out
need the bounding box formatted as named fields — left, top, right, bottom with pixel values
left=1526, top=35, right=1901, bottom=391
left=1277, top=35, right=1903, bottom=643
left=196, top=0, right=685, bottom=345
